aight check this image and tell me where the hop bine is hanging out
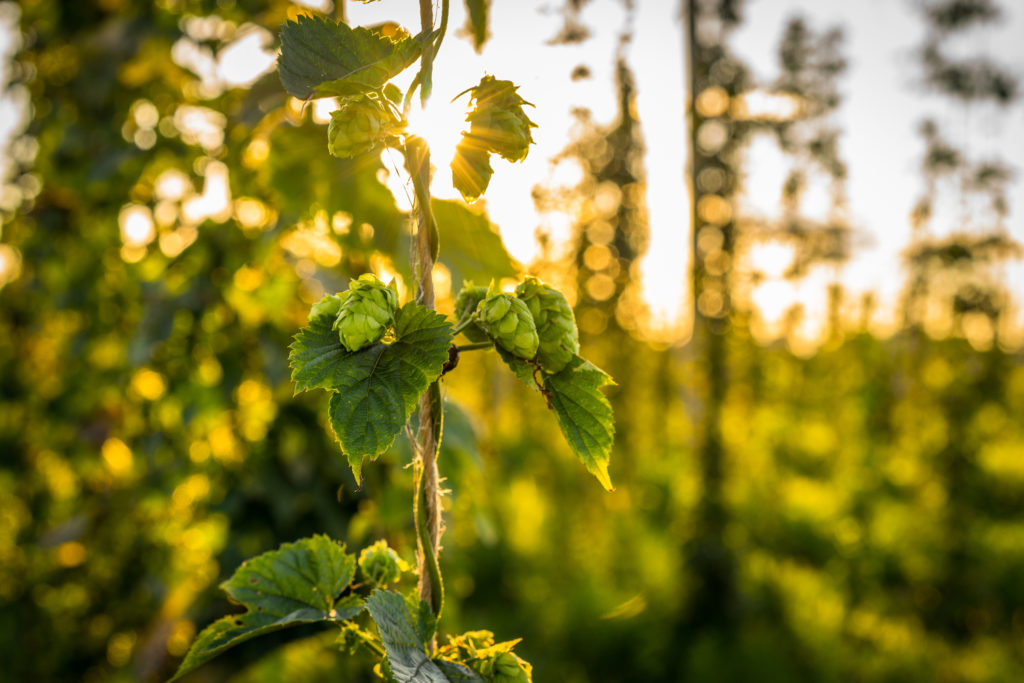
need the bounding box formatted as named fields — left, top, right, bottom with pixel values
left=474, top=292, right=539, bottom=359
left=333, top=274, right=398, bottom=352
left=515, top=277, right=579, bottom=373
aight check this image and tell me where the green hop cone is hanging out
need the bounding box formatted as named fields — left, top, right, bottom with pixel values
left=453, top=281, right=490, bottom=342
left=465, top=76, right=536, bottom=162
left=308, top=292, right=347, bottom=322
left=515, top=277, right=579, bottom=373
left=333, top=274, right=398, bottom=352
left=357, top=540, right=403, bottom=587
left=475, top=292, right=538, bottom=359
left=328, top=98, right=402, bottom=159
left=492, top=652, right=532, bottom=683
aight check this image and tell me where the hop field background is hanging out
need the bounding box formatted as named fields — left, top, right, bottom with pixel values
left=2, top=1, right=1024, bottom=681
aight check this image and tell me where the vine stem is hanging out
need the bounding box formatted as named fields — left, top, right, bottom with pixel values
left=455, top=341, right=493, bottom=352
left=409, top=0, right=446, bottom=643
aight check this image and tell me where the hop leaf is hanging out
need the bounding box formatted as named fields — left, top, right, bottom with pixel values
left=278, top=15, right=426, bottom=99
left=289, top=302, right=452, bottom=482
left=358, top=540, right=403, bottom=587
left=515, top=277, right=579, bottom=373
left=543, top=356, right=615, bottom=490
left=170, top=536, right=362, bottom=681
left=451, top=136, right=494, bottom=202
left=475, top=292, right=539, bottom=359
left=328, top=98, right=404, bottom=159
left=365, top=589, right=449, bottom=682
left=334, top=273, right=399, bottom=352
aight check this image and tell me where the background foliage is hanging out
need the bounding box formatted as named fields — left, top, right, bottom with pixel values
left=2, top=0, right=1024, bottom=681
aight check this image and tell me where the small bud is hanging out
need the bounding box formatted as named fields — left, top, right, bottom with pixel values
left=334, top=274, right=398, bottom=352
left=515, top=277, right=579, bottom=373
left=358, top=540, right=403, bottom=587
left=475, top=292, right=539, bottom=359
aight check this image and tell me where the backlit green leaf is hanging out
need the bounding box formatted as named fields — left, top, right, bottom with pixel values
left=436, top=660, right=487, bottom=682
left=171, top=535, right=361, bottom=681
left=289, top=311, right=349, bottom=394
left=325, top=303, right=453, bottom=482
left=495, top=346, right=540, bottom=391
left=432, top=199, right=518, bottom=285
left=543, top=356, right=615, bottom=490
left=278, top=15, right=426, bottom=99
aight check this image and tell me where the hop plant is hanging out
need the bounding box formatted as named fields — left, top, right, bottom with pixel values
left=328, top=97, right=403, bottom=159
left=464, top=76, right=536, bottom=162
left=333, top=274, right=398, bottom=352
left=515, top=277, right=579, bottom=373
left=475, top=291, right=539, bottom=359
left=357, top=540, right=403, bottom=587
left=308, top=292, right=347, bottom=322
left=453, top=281, right=490, bottom=342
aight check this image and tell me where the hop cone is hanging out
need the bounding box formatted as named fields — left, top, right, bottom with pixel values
left=357, top=540, right=402, bottom=587
left=453, top=281, right=490, bottom=342
left=328, top=98, right=402, bottom=159
left=465, top=76, right=536, bottom=162
left=515, top=277, right=579, bottom=373
left=333, top=274, right=398, bottom=352
left=475, top=293, right=538, bottom=359
left=308, top=292, right=347, bottom=322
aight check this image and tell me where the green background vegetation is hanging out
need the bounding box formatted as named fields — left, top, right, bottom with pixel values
left=2, top=0, right=1024, bottom=681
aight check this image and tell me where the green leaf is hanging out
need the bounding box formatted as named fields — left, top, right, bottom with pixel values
left=495, top=346, right=540, bottom=391
left=436, top=660, right=486, bottom=682
left=463, top=0, right=490, bottom=52
left=432, top=199, right=517, bottom=285
left=365, top=589, right=449, bottom=683
left=543, top=356, right=615, bottom=490
left=289, top=311, right=349, bottom=394
left=326, top=303, right=453, bottom=482
left=171, top=535, right=362, bottom=681
left=278, top=15, right=425, bottom=99
left=451, top=137, right=494, bottom=202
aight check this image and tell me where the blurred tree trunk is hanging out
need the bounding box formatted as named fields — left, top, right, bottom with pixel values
left=680, top=0, right=738, bottom=638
